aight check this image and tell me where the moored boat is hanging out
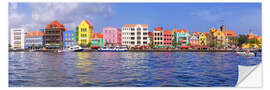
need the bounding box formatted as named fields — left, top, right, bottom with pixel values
left=98, top=46, right=128, bottom=52
left=63, top=45, right=83, bottom=52
left=236, top=52, right=255, bottom=57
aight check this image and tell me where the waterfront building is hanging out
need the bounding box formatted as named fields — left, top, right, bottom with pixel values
left=78, top=20, right=94, bottom=47
left=121, top=24, right=149, bottom=47
left=10, top=28, right=25, bottom=49
left=175, top=29, right=189, bottom=46
left=199, top=33, right=207, bottom=46
left=242, top=29, right=262, bottom=49
left=103, top=27, right=122, bottom=46
left=208, top=25, right=227, bottom=48
left=224, top=30, right=237, bottom=47
left=25, top=31, right=44, bottom=49
left=163, top=29, right=173, bottom=47
left=153, top=26, right=163, bottom=47
left=44, top=20, right=66, bottom=49
left=63, top=30, right=76, bottom=49
left=190, top=35, right=199, bottom=47
left=91, top=33, right=104, bottom=48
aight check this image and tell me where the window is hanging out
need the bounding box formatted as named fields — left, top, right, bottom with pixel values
left=143, top=28, right=147, bottom=31
left=65, top=34, right=67, bottom=36
left=131, top=28, right=135, bottom=31
left=137, top=28, right=141, bottom=31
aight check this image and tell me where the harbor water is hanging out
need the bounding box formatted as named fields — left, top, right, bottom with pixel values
left=9, top=52, right=261, bottom=87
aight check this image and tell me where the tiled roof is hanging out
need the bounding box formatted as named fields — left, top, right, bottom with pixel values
left=122, top=24, right=148, bottom=28
left=224, top=30, right=237, bottom=37
left=175, top=29, right=188, bottom=34
left=163, top=29, right=171, bottom=34
left=27, top=31, right=44, bottom=37
left=92, top=33, right=103, bottom=38
left=84, top=20, right=93, bottom=27
left=155, top=26, right=163, bottom=31
left=45, top=20, right=65, bottom=30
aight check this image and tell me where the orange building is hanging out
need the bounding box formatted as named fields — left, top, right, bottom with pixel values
left=25, top=31, right=44, bottom=49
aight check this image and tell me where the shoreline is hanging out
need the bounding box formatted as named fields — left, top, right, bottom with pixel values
left=8, top=49, right=243, bottom=52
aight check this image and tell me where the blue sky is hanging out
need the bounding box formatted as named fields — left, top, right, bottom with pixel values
left=9, top=3, right=261, bottom=36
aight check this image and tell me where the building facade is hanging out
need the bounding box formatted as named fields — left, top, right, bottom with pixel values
left=175, top=29, right=189, bottom=46
left=190, top=35, right=199, bottom=47
left=199, top=33, right=207, bottom=46
left=153, top=26, right=163, bottom=47
left=78, top=20, right=93, bottom=46
left=63, top=30, right=76, bottom=49
left=91, top=33, right=104, bottom=48
left=10, top=28, right=25, bottom=49
left=25, top=31, right=44, bottom=49
left=208, top=25, right=227, bottom=48
left=224, top=30, right=237, bottom=47
left=44, top=20, right=66, bottom=49
left=163, top=29, right=173, bottom=47
left=121, top=24, right=149, bottom=47
left=103, top=27, right=122, bottom=46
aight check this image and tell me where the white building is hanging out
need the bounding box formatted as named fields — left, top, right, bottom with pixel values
left=122, top=24, right=149, bottom=47
left=10, top=28, right=25, bottom=49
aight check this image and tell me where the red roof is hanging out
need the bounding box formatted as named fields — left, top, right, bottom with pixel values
left=27, top=31, right=44, bottom=37
left=45, top=20, right=65, bottom=30
left=84, top=20, right=93, bottom=27
left=163, top=29, right=172, bottom=34
left=92, top=33, right=103, bottom=38
left=224, top=30, right=237, bottom=37
left=155, top=26, right=163, bottom=31
left=175, top=29, right=188, bottom=34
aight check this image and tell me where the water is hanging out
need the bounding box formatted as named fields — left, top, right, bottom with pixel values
left=9, top=52, right=261, bottom=87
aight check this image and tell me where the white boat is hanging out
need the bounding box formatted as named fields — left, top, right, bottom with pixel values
left=98, top=46, right=128, bottom=52
left=236, top=52, right=255, bottom=57
left=57, top=49, right=63, bottom=53
left=63, top=45, right=83, bottom=52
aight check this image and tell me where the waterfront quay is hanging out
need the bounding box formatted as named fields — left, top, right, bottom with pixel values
left=9, top=48, right=239, bottom=52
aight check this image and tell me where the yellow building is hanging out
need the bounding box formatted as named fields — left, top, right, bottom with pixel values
left=199, top=33, right=207, bottom=46
left=208, top=25, right=227, bottom=48
left=78, top=20, right=94, bottom=46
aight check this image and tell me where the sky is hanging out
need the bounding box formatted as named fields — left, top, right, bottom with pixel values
left=8, top=3, right=261, bottom=36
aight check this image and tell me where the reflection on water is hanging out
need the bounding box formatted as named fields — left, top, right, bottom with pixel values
left=76, top=52, right=94, bottom=84
left=9, top=52, right=262, bottom=87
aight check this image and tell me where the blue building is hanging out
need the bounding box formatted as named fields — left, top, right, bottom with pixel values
left=175, top=29, right=189, bottom=46
left=63, top=30, right=76, bottom=49
left=25, top=31, right=44, bottom=49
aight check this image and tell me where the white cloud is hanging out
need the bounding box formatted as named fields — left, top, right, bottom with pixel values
left=8, top=3, right=25, bottom=28
left=9, top=3, right=114, bottom=31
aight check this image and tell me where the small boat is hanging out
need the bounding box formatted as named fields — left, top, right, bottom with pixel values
left=236, top=52, right=255, bottom=57
left=57, top=49, right=63, bottom=53
left=98, top=46, right=128, bottom=52
left=63, top=45, right=83, bottom=52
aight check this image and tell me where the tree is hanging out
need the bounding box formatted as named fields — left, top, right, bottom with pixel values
left=87, top=42, right=91, bottom=48
left=249, top=39, right=258, bottom=44
left=210, top=41, right=216, bottom=47
left=148, top=42, right=154, bottom=48
left=38, top=44, right=43, bottom=49
left=8, top=44, right=11, bottom=48
left=76, top=26, right=79, bottom=42
left=31, top=44, right=35, bottom=49
left=59, top=42, right=63, bottom=49
left=172, top=41, right=177, bottom=47
left=237, top=34, right=248, bottom=46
